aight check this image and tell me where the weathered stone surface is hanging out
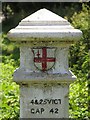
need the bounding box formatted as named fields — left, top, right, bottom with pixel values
left=20, top=84, right=69, bottom=118
left=13, top=46, right=76, bottom=84
left=8, top=8, right=82, bottom=43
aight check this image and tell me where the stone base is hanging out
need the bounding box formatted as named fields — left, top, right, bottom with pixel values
left=20, top=83, right=69, bottom=118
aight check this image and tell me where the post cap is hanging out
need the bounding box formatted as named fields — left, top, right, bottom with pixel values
left=8, top=8, right=82, bottom=44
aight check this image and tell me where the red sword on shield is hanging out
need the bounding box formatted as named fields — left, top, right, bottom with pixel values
left=34, top=47, right=56, bottom=71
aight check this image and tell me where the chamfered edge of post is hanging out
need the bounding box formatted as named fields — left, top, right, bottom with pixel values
left=7, top=30, right=82, bottom=43
left=12, top=68, right=76, bottom=84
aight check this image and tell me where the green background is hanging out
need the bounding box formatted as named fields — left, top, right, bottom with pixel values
left=1, top=2, right=90, bottom=119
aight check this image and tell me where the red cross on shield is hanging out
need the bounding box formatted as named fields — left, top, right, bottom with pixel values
left=32, top=47, right=56, bottom=71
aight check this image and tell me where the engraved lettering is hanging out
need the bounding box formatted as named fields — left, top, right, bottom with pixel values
left=55, top=108, right=58, bottom=114
left=58, top=99, right=61, bottom=104
left=43, top=99, right=47, bottom=104
left=54, top=99, right=58, bottom=104
left=30, top=108, right=45, bottom=114
left=31, top=108, right=34, bottom=114
left=39, top=99, right=43, bottom=104
left=35, top=99, right=38, bottom=105
left=30, top=99, right=61, bottom=105
left=49, top=108, right=59, bottom=114
left=41, top=108, right=45, bottom=114
left=50, top=108, right=54, bottom=114
left=30, top=100, right=34, bottom=105
left=47, top=99, right=52, bottom=104
left=36, top=108, right=40, bottom=114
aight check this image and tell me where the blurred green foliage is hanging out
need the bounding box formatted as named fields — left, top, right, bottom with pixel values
left=1, top=2, right=90, bottom=119
left=1, top=61, right=19, bottom=120
left=69, top=3, right=89, bottom=119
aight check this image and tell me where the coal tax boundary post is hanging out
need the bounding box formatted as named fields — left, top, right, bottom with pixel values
left=8, top=8, right=82, bottom=119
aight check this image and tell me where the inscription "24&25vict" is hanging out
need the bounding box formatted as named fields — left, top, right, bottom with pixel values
left=26, top=99, right=62, bottom=115
left=29, top=98, right=61, bottom=105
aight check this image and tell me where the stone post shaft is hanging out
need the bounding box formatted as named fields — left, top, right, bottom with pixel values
left=8, top=8, right=82, bottom=118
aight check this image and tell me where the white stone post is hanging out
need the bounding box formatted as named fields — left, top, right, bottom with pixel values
left=8, top=8, right=82, bottom=119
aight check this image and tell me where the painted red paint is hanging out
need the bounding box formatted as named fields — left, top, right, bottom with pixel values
left=34, top=47, right=56, bottom=71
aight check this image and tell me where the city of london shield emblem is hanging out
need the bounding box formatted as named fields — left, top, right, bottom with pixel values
left=32, top=47, right=56, bottom=71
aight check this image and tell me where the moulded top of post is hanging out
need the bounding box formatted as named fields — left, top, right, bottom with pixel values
left=8, top=8, right=82, bottom=44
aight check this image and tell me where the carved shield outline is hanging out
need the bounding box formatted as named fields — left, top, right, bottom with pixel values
left=32, top=47, right=56, bottom=71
